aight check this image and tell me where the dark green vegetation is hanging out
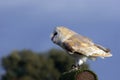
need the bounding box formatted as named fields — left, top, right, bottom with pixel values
left=1, top=49, right=89, bottom=80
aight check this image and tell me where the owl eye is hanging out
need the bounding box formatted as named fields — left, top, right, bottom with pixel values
left=51, top=31, right=58, bottom=41
left=54, top=32, right=58, bottom=36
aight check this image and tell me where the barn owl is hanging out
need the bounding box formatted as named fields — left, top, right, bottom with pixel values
left=51, top=26, right=112, bottom=68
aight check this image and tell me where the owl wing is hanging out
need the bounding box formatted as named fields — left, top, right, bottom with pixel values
left=63, top=34, right=112, bottom=57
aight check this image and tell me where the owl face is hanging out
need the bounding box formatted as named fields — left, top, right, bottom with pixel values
left=51, top=27, right=60, bottom=44
left=51, top=26, right=76, bottom=45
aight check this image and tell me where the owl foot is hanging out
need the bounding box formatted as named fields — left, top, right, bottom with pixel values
left=71, top=64, right=79, bottom=70
left=68, top=65, right=78, bottom=72
left=69, top=64, right=83, bottom=72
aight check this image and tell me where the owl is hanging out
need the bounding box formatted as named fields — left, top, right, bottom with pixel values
left=51, top=26, right=112, bottom=68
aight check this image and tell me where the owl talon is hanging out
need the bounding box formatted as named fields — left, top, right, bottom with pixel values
left=71, top=64, right=78, bottom=70
left=71, top=64, right=76, bottom=69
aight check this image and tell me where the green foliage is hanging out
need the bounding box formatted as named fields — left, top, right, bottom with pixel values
left=48, top=49, right=74, bottom=73
left=1, top=49, right=89, bottom=80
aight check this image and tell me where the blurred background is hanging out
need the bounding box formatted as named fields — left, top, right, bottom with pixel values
left=0, top=0, right=120, bottom=80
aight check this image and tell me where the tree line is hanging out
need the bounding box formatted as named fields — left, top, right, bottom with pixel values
left=1, top=49, right=89, bottom=80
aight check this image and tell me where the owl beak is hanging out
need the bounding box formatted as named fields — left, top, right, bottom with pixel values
left=50, top=33, right=54, bottom=42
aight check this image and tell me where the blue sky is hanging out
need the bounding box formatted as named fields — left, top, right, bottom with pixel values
left=0, top=0, right=120, bottom=80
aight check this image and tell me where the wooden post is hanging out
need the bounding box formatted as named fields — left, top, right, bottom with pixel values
left=60, top=69, right=98, bottom=80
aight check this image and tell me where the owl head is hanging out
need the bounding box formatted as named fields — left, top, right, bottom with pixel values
left=51, top=26, right=76, bottom=45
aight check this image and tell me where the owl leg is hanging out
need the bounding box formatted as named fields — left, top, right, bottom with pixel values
left=78, top=57, right=87, bottom=64
left=78, top=59, right=84, bottom=66
left=77, top=57, right=88, bottom=68
left=71, top=57, right=87, bottom=70
left=71, top=59, right=84, bottom=70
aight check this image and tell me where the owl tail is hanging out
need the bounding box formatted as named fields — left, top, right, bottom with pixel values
left=100, top=52, right=112, bottom=59
left=94, top=44, right=112, bottom=58
left=92, top=52, right=112, bottom=59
